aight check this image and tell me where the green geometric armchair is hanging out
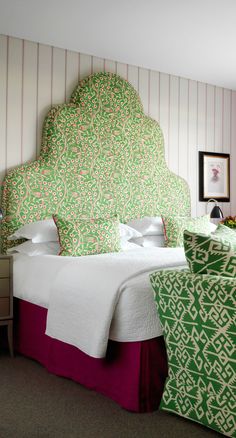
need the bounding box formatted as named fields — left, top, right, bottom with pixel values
left=150, top=270, right=236, bottom=437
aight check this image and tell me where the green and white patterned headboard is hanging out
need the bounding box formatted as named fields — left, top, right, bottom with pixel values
left=1, top=72, right=190, bottom=253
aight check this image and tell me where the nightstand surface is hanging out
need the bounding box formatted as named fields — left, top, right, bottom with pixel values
left=0, top=255, right=13, bottom=357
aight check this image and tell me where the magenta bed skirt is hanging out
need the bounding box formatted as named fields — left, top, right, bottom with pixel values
left=14, top=299, right=168, bottom=412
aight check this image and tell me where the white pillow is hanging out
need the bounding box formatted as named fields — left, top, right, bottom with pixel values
left=8, top=219, right=142, bottom=244
left=130, top=235, right=165, bottom=247
left=7, top=241, right=60, bottom=256
left=8, top=219, right=58, bottom=243
left=119, top=223, right=142, bottom=241
left=127, top=217, right=163, bottom=236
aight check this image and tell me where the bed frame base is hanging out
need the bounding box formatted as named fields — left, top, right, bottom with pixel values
left=14, top=298, right=168, bottom=413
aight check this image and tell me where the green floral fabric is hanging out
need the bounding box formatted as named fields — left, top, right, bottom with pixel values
left=184, top=230, right=236, bottom=278
left=53, top=216, right=120, bottom=257
left=1, top=72, right=190, bottom=253
left=213, top=223, right=236, bottom=245
left=150, top=269, right=236, bottom=437
left=163, top=214, right=211, bottom=247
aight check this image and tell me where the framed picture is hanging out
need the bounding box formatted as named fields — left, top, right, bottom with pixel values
left=199, top=151, right=230, bottom=202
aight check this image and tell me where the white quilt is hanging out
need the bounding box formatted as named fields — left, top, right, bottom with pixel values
left=45, top=247, right=187, bottom=357
left=13, top=248, right=187, bottom=358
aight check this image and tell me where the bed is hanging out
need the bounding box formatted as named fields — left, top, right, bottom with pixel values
left=1, top=72, right=191, bottom=412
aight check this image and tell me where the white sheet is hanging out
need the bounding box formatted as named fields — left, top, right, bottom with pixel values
left=13, top=247, right=187, bottom=358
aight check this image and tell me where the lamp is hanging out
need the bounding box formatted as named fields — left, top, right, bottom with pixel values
left=207, top=199, right=223, bottom=219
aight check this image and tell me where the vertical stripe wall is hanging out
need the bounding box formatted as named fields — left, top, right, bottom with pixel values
left=0, top=35, right=236, bottom=216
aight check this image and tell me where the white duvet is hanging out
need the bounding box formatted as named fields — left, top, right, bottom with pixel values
left=13, top=247, right=187, bottom=358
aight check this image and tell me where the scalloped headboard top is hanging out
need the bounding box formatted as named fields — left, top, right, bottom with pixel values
left=1, top=72, right=190, bottom=253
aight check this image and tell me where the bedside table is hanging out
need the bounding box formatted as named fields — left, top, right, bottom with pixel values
left=0, top=255, right=13, bottom=356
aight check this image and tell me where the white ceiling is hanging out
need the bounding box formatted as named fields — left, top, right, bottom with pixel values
left=0, top=0, right=236, bottom=90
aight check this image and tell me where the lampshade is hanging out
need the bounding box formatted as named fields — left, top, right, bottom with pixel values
left=207, top=199, right=224, bottom=219
left=210, top=205, right=224, bottom=219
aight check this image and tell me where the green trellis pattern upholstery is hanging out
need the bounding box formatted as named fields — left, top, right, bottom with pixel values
left=1, top=73, right=190, bottom=253
left=150, top=270, right=236, bottom=437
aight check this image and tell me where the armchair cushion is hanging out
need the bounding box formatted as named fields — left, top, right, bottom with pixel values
left=183, top=230, right=236, bottom=278
left=150, top=269, right=236, bottom=436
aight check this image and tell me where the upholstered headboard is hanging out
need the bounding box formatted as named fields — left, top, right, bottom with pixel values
left=1, top=72, right=190, bottom=253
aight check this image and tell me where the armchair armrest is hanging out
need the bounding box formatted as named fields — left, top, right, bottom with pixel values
left=150, top=270, right=235, bottom=332
left=150, top=269, right=236, bottom=437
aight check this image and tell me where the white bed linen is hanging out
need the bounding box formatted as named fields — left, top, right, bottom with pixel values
left=13, top=247, right=187, bottom=358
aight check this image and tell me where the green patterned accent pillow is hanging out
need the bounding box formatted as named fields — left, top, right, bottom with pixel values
left=184, top=230, right=236, bottom=278
left=53, top=216, right=121, bottom=257
left=213, top=223, right=236, bottom=245
left=162, top=214, right=211, bottom=247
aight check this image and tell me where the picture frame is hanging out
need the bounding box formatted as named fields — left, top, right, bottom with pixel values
left=199, top=151, right=230, bottom=202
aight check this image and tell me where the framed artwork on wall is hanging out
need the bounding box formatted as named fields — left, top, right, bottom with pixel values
left=199, top=151, right=230, bottom=202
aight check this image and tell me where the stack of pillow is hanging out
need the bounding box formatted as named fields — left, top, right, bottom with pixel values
left=127, top=216, right=165, bottom=247
left=127, top=214, right=217, bottom=248
left=6, top=213, right=220, bottom=257
left=7, top=217, right=142, bottom=257
left=7, top=219, right=60, bottom=256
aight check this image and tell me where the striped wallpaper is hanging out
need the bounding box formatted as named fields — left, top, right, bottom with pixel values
left=0, top=35, right=236, bottom=217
